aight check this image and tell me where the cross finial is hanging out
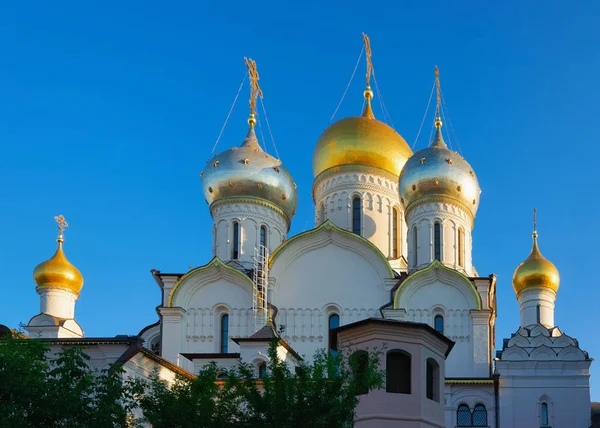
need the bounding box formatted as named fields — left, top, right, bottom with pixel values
left=434, top=66, right=442, bottom=128
left=362, top=33, right=373, bottom=87
left=533, top=208, right=537, bottom=237
left=54, top=214, right=68, bottom=241
left=244, top=57, right=263, bottom=126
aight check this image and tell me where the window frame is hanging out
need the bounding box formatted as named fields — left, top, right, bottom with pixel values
left=472, top=403, right=488, bottom=427
left=541, top=402, right=549, bottom=426
left=456, top=404, right=472, bottom=427
left=392, top=207, right=399, bottom=258
left=352, top=196, right=362, bottom=235
left=328, top=313, right=340, bottom=352
left=232, top=221, right=240, bottom=259
left=220, top=313, right=229, bottom=354
left=385, top=349, right=411, bottom=394
left=434, top=222, right=442, bottom=261
left=426, top=358, right=440, bottom=402
left=434, top=315, right=444, bottom=335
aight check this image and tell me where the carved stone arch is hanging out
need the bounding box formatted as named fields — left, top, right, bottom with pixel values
left=450, top=387, right=494, bottom=409
left=365, top=193, right=373, bottom=210
left=529, top=345, right=558, bottom=360
left=394, top=261, right=482, bottom=310
left=500, top=345, right=530, bottom=360
left=557, top=345, right=587, bottom=360
left=168, top=257, right=254, bottom=307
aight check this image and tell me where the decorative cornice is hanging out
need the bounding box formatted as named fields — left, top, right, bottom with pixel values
left=405, top=195, right=475, bottom=223
left=210, top=197, right=290, bottom=229
left=445, top=378, right=494, bottom=385
left=313, top=164, right=399, bottom=202
left=394, top=260, right=482, bottom=310
left=268, top=220, right=394, bottom=277
left=167, top=257, right=254, bottom=307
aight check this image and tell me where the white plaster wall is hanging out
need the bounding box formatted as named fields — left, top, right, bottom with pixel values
left=517, top=287, right=557, bottom=328
left=38, top=288, right=77, bottom=319
left=313, top=170, right=407, bottom=268
left=270, top=239, right=393, bottom=360
left=497, top=371, right=591, bottom=428
left=406, top=201, right=474, bottom=276
left=182, top=277, right=253, bottom=355
left=444, top=384, right=496, bottom=428
left=211, top=201, right=287, bottom=268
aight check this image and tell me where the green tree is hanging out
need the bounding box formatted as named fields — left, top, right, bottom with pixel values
left=132, top=340, right=384, bottom=428
left=0, top=333, right=134, bottom=428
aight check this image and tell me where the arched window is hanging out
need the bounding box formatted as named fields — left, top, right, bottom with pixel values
left=220, top=314, right=229, bottom=353
left=258, top=361, right=267, bottom=379
left=434, top=222, right=441, bottom=261
left=541, top=402, right=549, bottom=426
left=328, top=314, right=340, bottom=352
left=472, top=404, right=488, bottom=426
left=352, top=197, right=361, bottom=235
left=458, top=228, right=464, bottom=267
left=350, top=350, right=368, bottom=395
left=149, top=336, right=160, bottom=355
left=386, top=350, right=411, bottom=394
left=412, top=226, right=418, bottom=266
left=260, top=225, right=267, bottom=249
left=457, top=404, right=472, bottom=426
left=320, top=203, right=326, bottom=223
left=434, top=315, right=444, bottom=335
left=232, top=221, right=240, bottom=259
left=426, top=358, right=440, bottom=402
left=536, top=304, right=541, bottom=323
left=392, top=208, right=399, bottom=258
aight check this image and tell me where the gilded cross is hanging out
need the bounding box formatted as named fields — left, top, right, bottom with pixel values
left=244, top=57, right=263, bottom=117
left=533, top=208, right=537, bottom=232
left=54, top=214, right=68, bottom=234
left=362, top=33, right=373, bottom=86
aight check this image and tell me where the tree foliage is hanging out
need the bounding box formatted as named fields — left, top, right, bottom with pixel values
left=132, top=341, right=384, bottom=428
left=0, top=333, right=134, bottom=428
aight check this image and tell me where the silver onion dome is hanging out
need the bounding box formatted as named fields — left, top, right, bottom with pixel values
left=399, top=120, right=481, bottom=217
left=201, top=117, right=298, bottom=224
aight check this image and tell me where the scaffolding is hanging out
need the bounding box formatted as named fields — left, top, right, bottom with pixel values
left=253, top=245, right=269, bottom=332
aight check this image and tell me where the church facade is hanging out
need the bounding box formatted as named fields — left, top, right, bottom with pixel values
left=22, top=43, right=592, bottom=427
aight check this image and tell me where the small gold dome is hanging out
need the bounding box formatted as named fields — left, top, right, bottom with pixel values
left=399, top=122, right=481, bottom=217
left=313, top=90, right=412, bottom=180
left=512, top=231, right=560, bottom=295
left=33, top=232, right=84, bottom=296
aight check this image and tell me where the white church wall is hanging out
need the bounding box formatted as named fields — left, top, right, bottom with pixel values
left=269, top=224, right=395, bottom=360
left=444, top=384, right=496, bottom=428
left=313, top=169, right=407, bottom=266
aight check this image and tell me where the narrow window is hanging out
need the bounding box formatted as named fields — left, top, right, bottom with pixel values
left=320, top=203, right=326, bottom=223
left=350, top=350, right=369, bottom=395
left=258, top=361, right=267, bottom=379
left=536, top=305, right=541, bottom=324
left=472, top=404, right=488, bottom=426
left=232, top=222, right=240, bottom=259
left=392, top=208, right=399, bottom=258
left=541, top=402, right=549, bottom=426
left=426, top=358, right=440, bottom=402
left=386, top=350, right=411, bottom=394
left=328, top=314, right=340, bottom=352
left=260, top=225, right=267, bottom=249
left=434, top=222, right=441, bottom=261
left=352, top=197, right=362, bottom=235
left=434, top=315, right=444, bottom=335
left=457, top=404, right=472, bottom=426
left=220, top=314, right=229, bottom=353
left=458, top=228, right=464, bottom=267
left=412, top=226, right=418, bottom=266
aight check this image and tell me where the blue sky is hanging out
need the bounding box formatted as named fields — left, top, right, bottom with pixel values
left=1, top=1, right=599, bottom=398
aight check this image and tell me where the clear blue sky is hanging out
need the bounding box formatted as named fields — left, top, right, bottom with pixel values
left=1, top=1, right=598, bottom=398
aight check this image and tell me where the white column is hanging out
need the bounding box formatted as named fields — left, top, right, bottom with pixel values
left=159, top=307, right=186, bottom=365
left=470, top=309, right=492, bottom=377
left=39, top=288, right=77, bottom=319
left=518, top=287, right=556, bottom=328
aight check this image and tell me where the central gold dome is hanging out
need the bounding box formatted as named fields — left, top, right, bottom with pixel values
left=313, top=90, right=412, bottom=179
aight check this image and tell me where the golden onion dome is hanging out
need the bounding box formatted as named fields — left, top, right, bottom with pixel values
left=512, top=230, right=560, bottom=295
left=33, top=219, right=83, bottom=296
left=201, top=115, right=298, bottom=224
left=313, top=87, right=413, bottom=180
left=399, top=119, right=481, bottom=217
